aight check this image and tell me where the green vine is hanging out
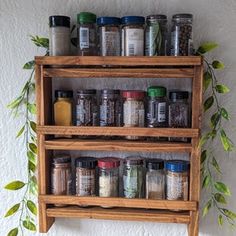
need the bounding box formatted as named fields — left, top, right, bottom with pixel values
left=196, top=42, right=236, bottom=227
left=4, top=36, right=49, bottom=236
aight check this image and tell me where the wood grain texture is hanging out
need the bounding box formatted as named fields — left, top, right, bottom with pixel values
left=39, top=202, right=55, bottom=233
left=39, top=195, right=197, bottom=211
left=47, top=206, right=190, bottom=224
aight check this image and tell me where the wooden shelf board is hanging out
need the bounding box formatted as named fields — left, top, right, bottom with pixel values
left=46, top=206, right=190, bottom=224
left=39, top=195, right=197, bottom=211
left=35, top=56, right=202, bottom=66
left=44, top=139, right=192, bottom=152
left=37, top=126, right=199, bottom=138
left=43, top=68, right=194, bottom=78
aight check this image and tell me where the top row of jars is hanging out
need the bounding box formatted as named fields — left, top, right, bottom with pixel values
left=49, top=12, right=193, bottom=57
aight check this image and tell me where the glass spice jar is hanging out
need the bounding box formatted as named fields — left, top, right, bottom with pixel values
left=98, top=157, right=120, bottom=197
left=121, top=16, right=145, bottom=56
left=145, top=15, right=168, bottom=56
left=76, top=90, right=98, bottom=126
left=170, top=14, right=193, bottom=56
left=165, top=160, right=189, bottom=201
left=75, top=157, right=97, bottom=196
left=49, top=15, right=71, bottom=56
left=146, top=159, right=165, bottom=200
left=77, top=12, right=97, bottom=56
left=123, top=156, right=144, bottom=198
left=122, top=90, right=145, bottom=140
left=169, top=91, right=190, bottom=142
left=97, top=17, right=121, bottom=56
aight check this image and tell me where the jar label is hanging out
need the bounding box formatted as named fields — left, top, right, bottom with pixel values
left=158, top=102, right=166, bottom=122
left=100, top=102, right=115, bottom=126
left=99, top=175, right=119, bottom=197
left=101, top=30, right=120, bottom=56
left=123, top=176, right=138, bottom=198
left=76, top=174, right=95, bottom=196
left=80, top=27, right=89, bottom=49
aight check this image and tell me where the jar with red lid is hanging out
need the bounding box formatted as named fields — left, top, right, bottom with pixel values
left=98, top=157, right=120, bottom=197
left=122, top=90, right=145, bottom=140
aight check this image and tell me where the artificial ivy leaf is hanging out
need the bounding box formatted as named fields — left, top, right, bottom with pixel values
left=29, top=176, right=38, bottom=195
left=199, top=132, right=211, bottom=147
left=214, top=193, right=227, bottom=204
left=212, top=156, right=221, bottom=174
left=28, top=161, right=36, bottom=173
left=220, top=129, right=233, bottom=151
left=27, top=103, right=36, bottom=114
left=23, top=220, right=36, bottom=231
left=214, top=182, right=231, bottom=196
left=203, top=71, right=212, bottom=91
left=23, top=60, right=35, bottom=70
left=215, top=84, right=230, bottom=94
left=221, top=108, right=230, bottom=120
left=222, top=209, right=236, bottom=221
left=7, top=96, right=23, bottom=109
left=7, top=228, right=18, bottom=236
left=197, top=42, right=218, bottom=54
left=203, top=199, right=212, bottom=217
left=30, top=121, right=36, bottom=133
left=218, top=215, right=224, bottom=226
left=27, top=151, right=36, bottom=165
left=201, top=150, right=207, bottom=164
left=202, top=175, right=210, bottom=188
left=204, top=96, right=214, bottom=112
left=210, top=112, right=220, bottom=128
left=30, top=35, right=49, bottom=49
left=5, top=181, right=25, bottom=190
left=16, top=126, right=25, bottom=138
left=27, top=200, right=37, bottom=216
left=29, top=143, right=37, bottom=154
left=4, top=203, right=20, bottom=217
left=212, top=60, right=225, bottom=70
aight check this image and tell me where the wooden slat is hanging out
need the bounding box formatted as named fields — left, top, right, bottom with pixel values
left=35, top=56, right=202, bottom=66
left=44, top=139, right=192, bottom=152
left=39, top=195, right=197, bottom=211
left=37, top=126, right=199, bottom=138
left=43, top=68, right=194, bottom=78
left=47, top=206, right=190, bottom=224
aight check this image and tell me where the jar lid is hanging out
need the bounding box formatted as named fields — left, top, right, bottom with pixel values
left=77, top=12, right=96, bottom=24
left=98, top=157, right=120, bottom=168
left=77, top=89, right=96, bottom=95
left=147, top=86, right=166, bottom=97
left=165, top=160, right=189, bottom=173
left=146, top=15, right=167, bottom=22
left=53, top=155, right=71, bottom=164
left=124, top=156, right=144, bottom=165
left=97, top=17, right=121, bottom=26
left=146, top=159, right=164, bottom=170
left=122, top=90, right=145, bottom=99
left=76, top=157, right=97, bottom=169
left=172, top=13, right=193, bottom=20
left=169, top=91, right=189, bottom=100
left=49, top=15, right=70, bottom=28
left=101, top=89, right=120, bottom=95
left=55, top=90, right=73, bottom=98
left=121, top=16, right=145, bottom=25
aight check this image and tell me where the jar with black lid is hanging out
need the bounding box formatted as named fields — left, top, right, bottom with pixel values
left=170, top=14, right=193, bottom=56
left=145, top=15, right=168, bottom=56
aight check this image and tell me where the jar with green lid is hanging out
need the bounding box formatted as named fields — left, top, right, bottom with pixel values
left=77, top=12, right=97, bottom=56
left=145, top=15, right=168, bottom=56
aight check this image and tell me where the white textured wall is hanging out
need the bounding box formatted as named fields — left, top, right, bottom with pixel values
left=1, top=0, right=236, bottom=235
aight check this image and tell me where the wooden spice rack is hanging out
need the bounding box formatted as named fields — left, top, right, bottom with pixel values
left=35, top=56, right=203, bottom=236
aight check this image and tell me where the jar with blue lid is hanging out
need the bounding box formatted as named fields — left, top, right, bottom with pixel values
left=97, top=17, right=121, bottom=56
left=165, top=160, right=189, bottom=200
left=121, top=16, right=145, bottom=56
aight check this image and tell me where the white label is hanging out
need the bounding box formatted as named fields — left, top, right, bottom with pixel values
left=102, top=30, right=120, bottom=56
left=158, top=102, right=166, bottom=123
left=80, top=27, right=89, bottom=49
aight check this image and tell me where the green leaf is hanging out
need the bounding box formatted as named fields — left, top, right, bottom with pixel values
left=218, top=215, right=224, bottom=226
left=30, top=35, right=49, bottom=49
left=203, top=71, right=212, bottom=91
left=197, top=42, right=218, bottom=54
left=203, top=199, right=212, bottom=217
left=29, top=143, right=37, bottom=154
left=23, top=220, right=36, bottom=231
left=30, top=121, right=37, bottom=133
left=212, top=60, right=225, bottom=70
left=199, top=132, right=211, bottom=147
left=222, top=209, right=236, bottom=221
left=4, top=203, right=20, bottom=217
left=220, top=129, right=233, bottom=151
left=7, top=96, right=23, bottom=109
left=204, top=96, right=214, bottom=112
left=27, top=103, right=36, bottom=114
left=27, top=200, right=37, bottom=216
left=29, top=176, right=38, bottom=195
left=202, top=175, right=210, bottom=188
left=28, top=161, right=36, bottom=173
left=27, top=151, right=36, bottom=165
left=210, top=112, right=220, bottom=128
left=201, top=150, right=207, bottom=164
left=214, top=182, right=231, bottom=196
left=16, top=125, right=25, bottom=138
left=221, top=108, right=230, bottom=120
left=214, top=193, right=227, bottom=204
left=215, top=84, right=230, bottom=94
left=5, top=181, right=25, bottom=190
left=7, top=228, right=18, bottom=236
left=23, top=60, right=35, bottom=70
left=212, top=156, right=221, bottom=174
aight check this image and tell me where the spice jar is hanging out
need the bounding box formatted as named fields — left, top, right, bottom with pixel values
left=169, top=91, right=190, bottom=142
left=121, top=16, right=145, bottom=56
left=146, top=86, right=168, bottom=128
left=49, top=15, right=71, bottom=56
left=76, top=90, right=98, bottom=126
left=123, top=156, right=144, bottom=198
left=77, top=12, right=97, bottom=56
left=146, top=159, right=165, bottom=200
left=170, top=14, right=193, bottom=56
left=98, top=157, right=120, bottom=197
left=145, top=15, right=168, bottom=56
left=75, top=157, right=97, bottom=196
left=165, top=160, right=189, bottom=201
left=122, top=90, right=145, bottom=140
left=51, top=155, right=72, bottom=195
left=97, top=17, right=121, bottom=56
left=100, top=89, right=122, bottom=127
